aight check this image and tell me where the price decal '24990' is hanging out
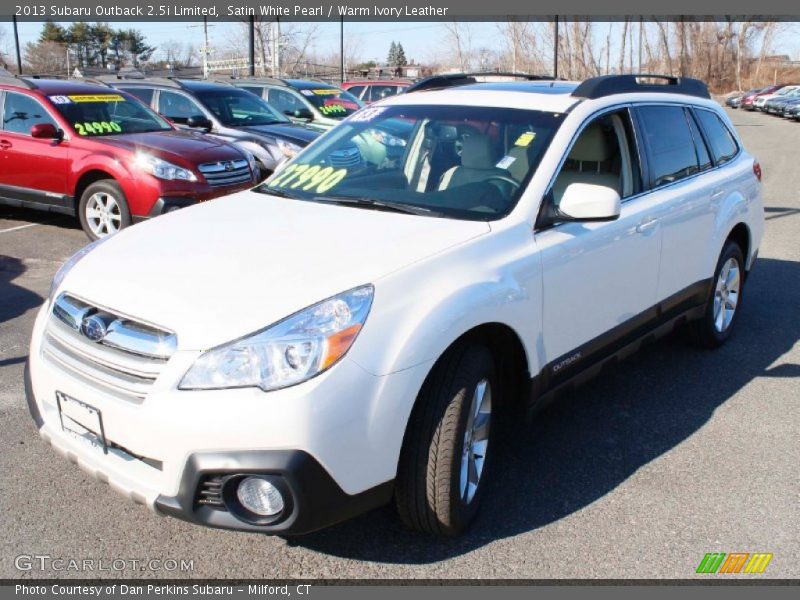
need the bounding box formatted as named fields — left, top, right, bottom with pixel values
left=268, top=164, right=348, bottom=194
left=74, top=121, right=123, bottom=136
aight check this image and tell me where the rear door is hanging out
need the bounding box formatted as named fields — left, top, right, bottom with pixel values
left=0, top=91, right=70, bottom=210
left=632, top=104, right=716, bottom=302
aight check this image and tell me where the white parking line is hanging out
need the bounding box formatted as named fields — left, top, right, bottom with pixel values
left=0, top=218, right=61, bottom=234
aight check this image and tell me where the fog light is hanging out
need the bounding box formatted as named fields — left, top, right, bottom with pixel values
left=236, top=477, right=284, bottom=516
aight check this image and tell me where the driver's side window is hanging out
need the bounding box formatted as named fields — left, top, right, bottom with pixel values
left=157, top=91, right=203, bottom=125
left=551, top=110, right=640, bottom=206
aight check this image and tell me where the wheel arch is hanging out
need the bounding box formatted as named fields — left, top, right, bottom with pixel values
left=74, top=169, right=116, bottom=207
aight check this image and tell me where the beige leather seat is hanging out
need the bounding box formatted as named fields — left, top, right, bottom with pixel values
left=552, top=123, right=621, bottom=203
left=437, top=134, right=506, bottom=190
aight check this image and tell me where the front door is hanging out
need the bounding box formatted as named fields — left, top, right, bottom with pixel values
left=535, top=108, right=663, bottom=382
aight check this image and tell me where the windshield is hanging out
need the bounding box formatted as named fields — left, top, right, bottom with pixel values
left=259, top=104, right=564, bottom=220
left=296, top=86, right=363, bottom=119
left=195, top=88, right=289, bottom=127
left=48, top=92, right=172, bottom=136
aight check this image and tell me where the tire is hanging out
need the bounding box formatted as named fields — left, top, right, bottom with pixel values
left=395, top=343, right=497, bottom=536
left=687, top=240, right=745, bottom=348
left=78, top=179, right=132, bottom=241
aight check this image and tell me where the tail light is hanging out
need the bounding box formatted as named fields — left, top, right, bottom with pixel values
left=753, top=160, right=762, bottom=182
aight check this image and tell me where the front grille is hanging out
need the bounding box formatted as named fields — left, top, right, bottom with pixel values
left=329, top=144, right=362, bottom=168
left=196, top=475, right=226, bottom=510
left=198, top=159, right=252, bottom=188
left=43, top=295, right=176, bottom=402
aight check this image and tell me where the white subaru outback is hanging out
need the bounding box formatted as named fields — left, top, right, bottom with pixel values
left=26, top=74, right=764, bottom=536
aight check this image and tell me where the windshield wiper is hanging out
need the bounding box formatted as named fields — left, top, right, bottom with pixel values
left=312, top=195, right=444, bottom=217
left=259, top=186, right=301, bottom=199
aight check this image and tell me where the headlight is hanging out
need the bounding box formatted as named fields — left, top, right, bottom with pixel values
left=370, top=129, right=407, bottom=148
left=180, top=285, right=373, bottom=392
left=276, top=139, right=302, bottom=159
left=134, top=152, right=198, bottom=182
left=49, top=236, right=112, bottom=302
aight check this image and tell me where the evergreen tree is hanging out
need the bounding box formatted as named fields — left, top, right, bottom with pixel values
left=387, top=41, right=397, bottom=66
left=395, top=43, right=408, bottom=66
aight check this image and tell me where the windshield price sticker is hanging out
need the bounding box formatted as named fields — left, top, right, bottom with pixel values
left=313, top=89, right=341, bottom=95
left=68, top=94, right=125, bottom=103
left=514, top=132, right=536, bottom=147
left=348, top=107, right=388, bottom=123
left=268, top=164, right=348, bottom=194
left=74, top=121, right=123, bottom=136
left=319, top=104, right=347, bottom=116
left=49, top=95, right=73, bottom=105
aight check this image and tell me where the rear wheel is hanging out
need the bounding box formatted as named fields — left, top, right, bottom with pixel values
left=78, top=180, right=131, bottom=240
left=688, top=240, right=745, bottom=348
left=395, top=343, right=496, bottom=536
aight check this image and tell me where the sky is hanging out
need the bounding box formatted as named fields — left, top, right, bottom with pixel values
left=3, top=20, right=799, bottom=69
left=1, top=20, right=503, bottom=66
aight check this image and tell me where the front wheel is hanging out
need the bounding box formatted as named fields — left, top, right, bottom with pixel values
left=78, top=180, right=132, bottom=240
left=688, top=240, right=745, bottom=348
left=395, top=343, right=496, bottom=536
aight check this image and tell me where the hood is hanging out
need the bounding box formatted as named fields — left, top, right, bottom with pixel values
left=64, top=192, right=490, bottom=349
left=100, top=130, right=244, bottom=164
left=241, top=123, right=320, bottom=146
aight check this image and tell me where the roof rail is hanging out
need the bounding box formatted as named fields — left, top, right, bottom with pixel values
left=94, top=74, right=185, bottom=89
left=572, top=74, right=710, bottom=100
left=406, top=72, right=556, bottom=93
left=0, top=72, right=37, bottom=89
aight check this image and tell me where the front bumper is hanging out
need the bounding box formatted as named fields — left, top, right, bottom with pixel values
left=25, top=303, right=428, bottom=533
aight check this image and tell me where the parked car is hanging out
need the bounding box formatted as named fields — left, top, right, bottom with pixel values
left=765, top=88, right=800, bottom=115
left=342, top=79, right=413, bottom=104
left=230, top=77, right=364, bottom=131
left=27, top=74, right=763, bottom=536
left=753, top=84, right=798, bottom=110
left=725, top=93, right=744, bottom=108
left=741, top=85, right=783, bottom=110
left=0, top=75, right=257, bottom=239
left=100, top=76, right=321, bottom=177
left=787, top=102, right=800, bottom=121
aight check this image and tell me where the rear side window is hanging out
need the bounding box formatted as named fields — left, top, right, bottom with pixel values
left=685, top=110, right=712, bottom=172
left=2, top=91, right=58, bottom=135
left=367, top=85, right=400, bottom=102
left=694, top=109, right=739, bottom=165
left=636, top=105, right=700, bottom=187
left=120, top=87, right=154, bottom=105
left=239, top=86, right=264, bottom=97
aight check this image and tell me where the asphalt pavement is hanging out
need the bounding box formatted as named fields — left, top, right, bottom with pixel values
left=0, top=107, right=797, bottom=579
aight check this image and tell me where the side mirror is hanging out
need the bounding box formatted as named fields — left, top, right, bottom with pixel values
left=186, top=115, right=212, bottom=131
left=31, top=123, right=62, bottom=140
left=290, top=107, right=313, bottom=120
left=556, top=183, right=621, bottom=223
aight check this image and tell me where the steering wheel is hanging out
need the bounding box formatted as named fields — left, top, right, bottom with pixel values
left=487, top=175, right=521, bottom=192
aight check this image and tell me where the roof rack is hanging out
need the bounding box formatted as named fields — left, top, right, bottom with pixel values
left=93, top=74, right=185, bottom=89
left=406, top=72, right=557, bottom=93
left=572, top=74, right=710, bottom=100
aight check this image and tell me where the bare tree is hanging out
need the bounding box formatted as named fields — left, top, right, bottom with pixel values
left=443, top=22, right=473, bottom=71
left=24, top=40, right=68, bottom=75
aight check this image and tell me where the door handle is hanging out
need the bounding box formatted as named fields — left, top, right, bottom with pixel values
left=711, top=188, right=726, bottom=201
left=636, top=217, right=659, bottom=234
left=0, top=140, right=11, bottom=150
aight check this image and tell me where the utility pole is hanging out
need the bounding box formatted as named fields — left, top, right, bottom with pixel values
left=340, top=16, right=344, bottom=84
left=12, top=14, right=22, bottom=74
left=272, top=18, right=280, bottom=77
left=553, top=16, right=559, bottom=79
left=248, top=16, right=255, bottom=76
left=203, top=17, right=209, bottom=77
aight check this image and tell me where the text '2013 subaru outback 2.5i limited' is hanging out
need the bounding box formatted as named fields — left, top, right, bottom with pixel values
left=27, top=74, right=764, bottom=536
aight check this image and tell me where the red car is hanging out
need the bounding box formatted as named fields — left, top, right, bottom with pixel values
left=341, top=80, right=412, bottom=104
left=740, top=84, right=785, bottom=111
left=0, top=76, right=257, bottom=239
